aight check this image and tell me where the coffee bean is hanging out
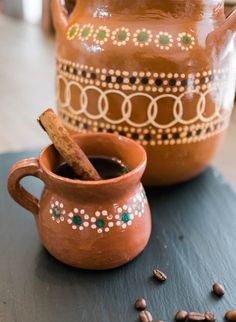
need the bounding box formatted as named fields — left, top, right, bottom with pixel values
left=212, top=283, right=225, bottom=297
left=225, top=310, right=236, bottom=321
left=205, top=312, right=216, bottom=322
left=153, top=269, right=167, bottom=282
left=135, top=297, right=147, bottom=310
left=188, top=312, right=206, bottom=321
left=139, top=310, right=153, bottom=322
left=175, top=310, right=188, bottom=321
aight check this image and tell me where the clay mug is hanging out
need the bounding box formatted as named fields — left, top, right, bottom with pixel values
left=7, top=133, right=151, bottom=270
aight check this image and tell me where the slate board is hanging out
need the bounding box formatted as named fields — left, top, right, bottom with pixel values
left=1, top=150, right=236, bottom=322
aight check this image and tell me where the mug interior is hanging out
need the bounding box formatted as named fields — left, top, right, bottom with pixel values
left=40, top=133, right=146, bottom=182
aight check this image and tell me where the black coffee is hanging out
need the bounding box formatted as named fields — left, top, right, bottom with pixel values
left=56, top=156, right=129, bottom=180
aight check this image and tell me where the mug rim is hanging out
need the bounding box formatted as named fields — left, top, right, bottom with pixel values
left=39, top=133, right=147, bottom=186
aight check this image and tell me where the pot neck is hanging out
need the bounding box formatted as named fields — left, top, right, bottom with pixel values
left=74, top=0, right=224, bottom=19
left=42, top=170, right=143, bottom=203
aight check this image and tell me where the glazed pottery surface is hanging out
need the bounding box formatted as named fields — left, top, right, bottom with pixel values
left=7, top=133, right=151, bottom=270
left=52, top=0, right=236, bottom=186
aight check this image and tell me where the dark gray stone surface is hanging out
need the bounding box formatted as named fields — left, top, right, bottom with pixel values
left=1, top=150, right=236, bottom=322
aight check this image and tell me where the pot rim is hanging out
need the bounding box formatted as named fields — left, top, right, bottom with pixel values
left=39, top=132, right=147, bottom=187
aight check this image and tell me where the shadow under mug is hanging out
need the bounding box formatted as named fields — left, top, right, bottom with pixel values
left=8, top=133, right=152, bottom=270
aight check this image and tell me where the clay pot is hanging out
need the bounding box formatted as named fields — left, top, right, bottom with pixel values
left=51, top=0, right=236, bottom=186
left=7, top=133, right=151, bottom=270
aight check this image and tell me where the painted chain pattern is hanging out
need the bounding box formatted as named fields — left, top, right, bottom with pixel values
left=59, top=107, right=230, bottom=146
left=57, top=74, right=224, bottom=129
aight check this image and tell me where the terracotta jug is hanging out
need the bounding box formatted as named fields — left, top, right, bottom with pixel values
left=52, top=0, right=236, bottom=186
left=7, top=133, right=151, bottom=270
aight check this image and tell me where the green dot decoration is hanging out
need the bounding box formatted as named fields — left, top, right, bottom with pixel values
left=182, top=35, right=191, bottom=44
left=73, top=215, right=82, bottom=226
left=96, top=219, right=105, bottom=228
left=122, top=213, right=130, bottom=223
left=137, top=32, right=148, bottom=42
left=81, top=27, right=90, bottom=38
left=52, top=207, right=61, bottom=218
left=118, top=31, right=127, bottom=41
left=159, top=35, right=169, bottom=45
left=97, top=30, right=107, bottom=40
left=69, top=26, right=78, bottom=38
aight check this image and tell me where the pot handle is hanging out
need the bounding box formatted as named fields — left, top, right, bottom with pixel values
left=51, top=0, right=69, bottom=33
left=206, top=6, right=236, bottom=50
left=64, top=0, right=76, bottom=15
left=7, top=158, right=43, bottom=216
left=225, top=5, right=236, bottom=32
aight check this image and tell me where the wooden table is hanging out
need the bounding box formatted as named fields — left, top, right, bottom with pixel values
left=1, top=150, right=236, bottom=322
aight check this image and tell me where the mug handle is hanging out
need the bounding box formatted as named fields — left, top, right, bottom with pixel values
left=7, top=158, right=43, bottom=216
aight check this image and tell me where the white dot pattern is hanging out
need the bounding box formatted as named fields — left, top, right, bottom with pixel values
left=49, top=188, right=147, bottom=233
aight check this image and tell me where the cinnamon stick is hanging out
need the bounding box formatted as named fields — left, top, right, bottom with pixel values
left=38, top=109, right=101, bottom=181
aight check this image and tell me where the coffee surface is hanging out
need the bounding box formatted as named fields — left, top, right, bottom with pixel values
left=56, top=156, right=129, bottom=180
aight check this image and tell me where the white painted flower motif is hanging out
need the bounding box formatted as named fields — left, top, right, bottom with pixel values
left=140, top=189, right=147, bottom=203
left=49, top=188, right=146, bottom=232
left=49, top=201, right=66, bottom=224
left=155, top=32, right=173, bottom=50
left=115, top=205, right=134, bottom=229
left=111, top=27, right=130, bottom=46
left=67, top=23, right=79, bottom=40
left=78, top=24, right=94, bottom=41
left=177, top=32, right=195, bottom=51
left=93, top=26, right=110, bottom=45
left=132, top=190, right=146, bottom=217
left=90, top=210, right=112, bottom=233
left=133, top=28, right=153, bottom=47
left=67, top=208, right=86, bottom=231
